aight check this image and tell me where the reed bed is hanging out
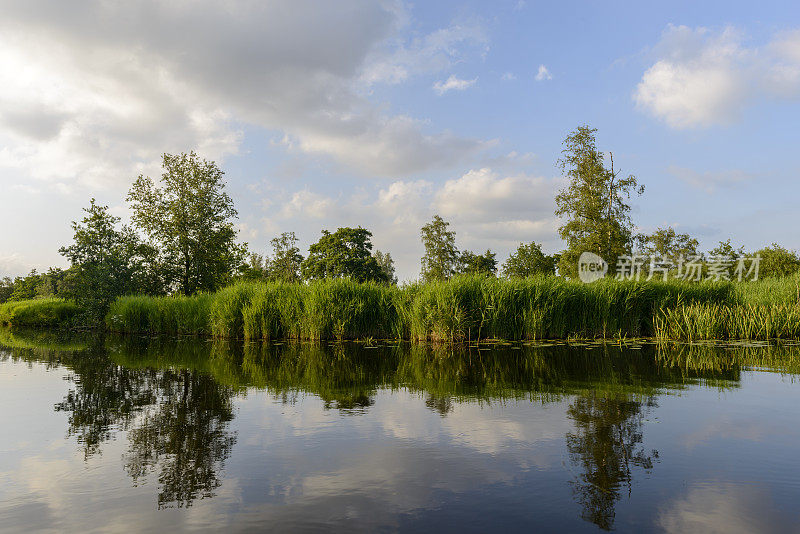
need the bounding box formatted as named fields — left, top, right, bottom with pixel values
left=98, top=274, right=800, bottom=341
left=0, top=298, right=79, bottom=328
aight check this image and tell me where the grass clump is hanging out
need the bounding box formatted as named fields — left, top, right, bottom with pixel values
left=107, top=293, right=213, bottom=335
left=0, top=298, right=79, bottom=328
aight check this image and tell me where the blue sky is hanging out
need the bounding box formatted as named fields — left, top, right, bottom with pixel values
left=1, top=0, right=799, bottom=281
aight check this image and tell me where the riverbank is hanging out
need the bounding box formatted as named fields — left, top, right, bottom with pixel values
left=5, top=275, right=798, bottom=341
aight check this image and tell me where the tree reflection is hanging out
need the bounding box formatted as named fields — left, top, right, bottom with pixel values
left=123, top=369, right=237, bottom=508
left=565, top=392, right=659, bottom=530
left=42, top=337, right=238, bottom=509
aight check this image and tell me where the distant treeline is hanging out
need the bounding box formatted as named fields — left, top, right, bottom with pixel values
left=2, top=127, right=800, bottom=328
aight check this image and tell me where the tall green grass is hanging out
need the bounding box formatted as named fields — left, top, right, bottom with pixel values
left=0, top=298, right=79, bottom=328
left=101, top=275, right=800, bottom=341
left=408, top=275, right=733, bottom=341
left=106, top=293, right=213, bottom=335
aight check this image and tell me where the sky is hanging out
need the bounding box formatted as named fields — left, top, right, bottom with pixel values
left=1, top=0, right=799, bottom=282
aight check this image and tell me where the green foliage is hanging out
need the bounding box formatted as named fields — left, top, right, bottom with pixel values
left=127, top=152, right=245, bottom=295
left=420, top=215, right=460, bottom=281
left=106, top=293, right=213, bottom=335
left=636, top=227, right=699, bottom=259
left=374, top=250, right=397, bottom=285
left=655, top=303, right=800, bottom=341
left=408, top=274, right=732, bottom=342
left=754, top=243, right=800, bottom=278
left=459, top=249, right=497, bottom=276
left=0, top=277, right=14, bottom=303
left=268, top=232, right=303, bottom=282
left=708, top=239, right=745, bottom=261
left=502, top=242, right=557, bottom=277
left=555, top=126, right=644, bottom=278
left=59, top=199, right=161, bottom=324
left=101, top=275, right=800, bottom=342
left=210, top=282, right=259, bottom=338
left=239, top=252, right=269, bottom=282
left=1, top=268, right=73, bottom=303
left=0, top=298, right=79, bottom=328
left=301, top=227, right=388, bottom=283
left=8, top=270, right=41, bottom=301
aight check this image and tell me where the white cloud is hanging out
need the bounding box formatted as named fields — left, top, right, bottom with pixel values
left=668, top=165, right=754, bottom=193
left=361, top=20, right=489, bottom=85
left=635, top=25, right=800, bottom=129
left=535, top=65, right=552, bottom=81
left=433, top=75, right=478, bottom=95
left=0, top=1, right=486, bottom=188
left=253, top=168, right=560, bottom=280
left=0, top=253, right=34, bottom=278
left=658, top=484, right=791, bottom=534
left=501, top=72, right=517, bottom=81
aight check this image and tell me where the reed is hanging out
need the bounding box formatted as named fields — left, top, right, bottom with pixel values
left=103, top=276, right=800, bottom=341
left=0, top=298, right=79, bottom=328
left=106, top=293, right=213, bottom=335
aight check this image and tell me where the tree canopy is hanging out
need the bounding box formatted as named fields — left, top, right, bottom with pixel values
left=268, top=232, right=304, bottom=283
left=301, top=227, right=388, bottom=283
left=459, top=249, right=497, bottom=276
left=555, top=126, right=644, bottom=278
left=374, top=250, right=397, bottom=285
left=420, top=215, right=460, bottom=282
left=502, top=242, right=558, bottom=277
left=127, top=152, right=245, bottom=295
left=59, top=199, right=161, bottom=322
left=755, top=243, right=800, bottom=278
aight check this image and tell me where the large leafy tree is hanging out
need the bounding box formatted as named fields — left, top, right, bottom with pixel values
left=502, top=242, right=558, bottom=277
left=301, top=227, right=387, bottom=283
left=268, top=232, right=304, bottom=283
left=459, top=249, right=497, bottom=276
left=555, top=126, right=644, bottom=278
left=127, top=152, right=245, bottom=295
left=59, top=199, right=161, bottom=323
left=420, top=215, right=460, bottom=282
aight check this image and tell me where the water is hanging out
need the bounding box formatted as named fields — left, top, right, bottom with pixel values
left=1, top=329, right=799, bottom=533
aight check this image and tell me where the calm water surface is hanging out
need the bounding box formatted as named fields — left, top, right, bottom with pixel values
left=1, top=329, right=799, bottom=533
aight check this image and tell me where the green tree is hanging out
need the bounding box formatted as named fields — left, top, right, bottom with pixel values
left=374, top=250, right=397, bottom=285
left=555, top=126, right=644, bottom=278
left=502, top=242, right=558, bottom=277
left=301, top=227, right=387, bottom=283
left=59, top=199, right=158, bottom=323
left=754, top=243, right=800, bottom=278
left=33, top=267, right=69, bottom=298
left=8, top=269, right=41, bottom=301
left=708, top=239, right=745, bottom=261
left=268, top=232, right=303, bottom=282
left=459, top=249, right=497, bottom=276
left=420, top=215, right=460, bottom=282
left=238, top=252, right=268, bottom=281
left=636, top=227, right=699, bottom=260
left=127, top=152, right=245, bottom=295
left=0, top=277, right=13, bottom=303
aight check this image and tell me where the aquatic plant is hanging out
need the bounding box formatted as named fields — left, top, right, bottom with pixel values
left=0, top=298, right=79, bottom=328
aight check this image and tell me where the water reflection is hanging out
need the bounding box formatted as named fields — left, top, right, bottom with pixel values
left=1, top=328, right=799, bottom=529
left=566, top=392, right=658, bottom=530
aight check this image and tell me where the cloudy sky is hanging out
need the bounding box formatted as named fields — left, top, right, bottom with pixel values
left=1, top=0, right=799, bottom=281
